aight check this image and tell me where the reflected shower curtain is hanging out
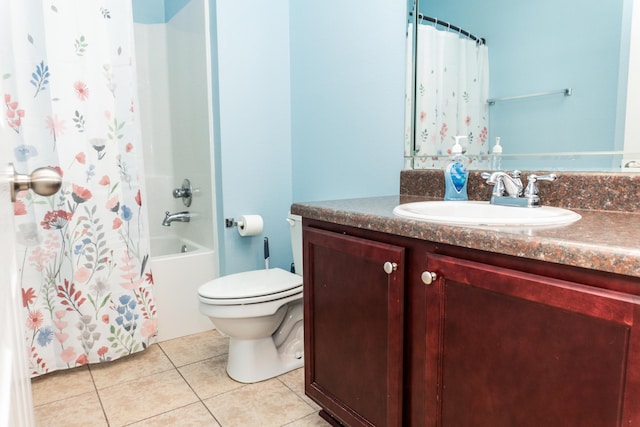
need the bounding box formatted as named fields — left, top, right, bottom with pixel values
left=409, top=24, right=489, bottom=169
left=1, top=1, right=156, bottom=376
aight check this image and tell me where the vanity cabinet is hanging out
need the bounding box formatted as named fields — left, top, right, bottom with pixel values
left=419, top=253, right=640, bottom=426
left=303, top=227, right=405, bottom=427
left=303, top=219, right=640, bottom=426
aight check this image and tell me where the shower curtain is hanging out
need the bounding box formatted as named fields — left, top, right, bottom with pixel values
left=408, top=23, right=490, bottom=169
left=1, top=1, right=157, bottom=377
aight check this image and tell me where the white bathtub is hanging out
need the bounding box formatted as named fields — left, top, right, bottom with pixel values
left=150, top=236, right=218, bottom=342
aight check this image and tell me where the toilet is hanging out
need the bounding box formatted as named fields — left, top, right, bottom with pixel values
left=197, top=213, right=304, bottom=383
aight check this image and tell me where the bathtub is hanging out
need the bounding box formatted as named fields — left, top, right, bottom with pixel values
left=150, top=236, right=218, bottom=342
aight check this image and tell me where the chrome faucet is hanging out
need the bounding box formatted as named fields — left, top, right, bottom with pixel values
left=484, top=171, right=523, bottom=198
left=162, top=211, right=191, bottom=226
left=481, top=171, right=557, bottom=207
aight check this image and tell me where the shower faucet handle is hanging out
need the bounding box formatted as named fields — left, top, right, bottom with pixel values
left=172, top=178, right=192, bottom=207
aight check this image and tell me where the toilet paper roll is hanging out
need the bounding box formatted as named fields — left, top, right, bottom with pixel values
left=237, top=215, right=263, bottom=237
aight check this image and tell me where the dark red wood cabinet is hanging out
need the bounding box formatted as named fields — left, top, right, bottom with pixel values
left=303, top=227, right=405, bottom=427
left=422, top=253, right=640, bottom=427
left=303, top=220, right=640, bottom=426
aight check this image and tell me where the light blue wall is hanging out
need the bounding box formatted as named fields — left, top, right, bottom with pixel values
left=422, top=0, right=626, bottom=155
left=213, top=0, right=294, bottom=275
left=211, top=0, right=407, bottom=275
left=133, top=0, right=191, bottom=24
left=290, top=1, right=407, bottom=202
left=140, top=1, right=409, bottom=276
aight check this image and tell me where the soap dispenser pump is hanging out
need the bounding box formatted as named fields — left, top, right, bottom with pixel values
left=444, top=136, right=469, bottom=201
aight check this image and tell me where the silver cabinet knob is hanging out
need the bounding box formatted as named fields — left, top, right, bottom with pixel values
left=10, top=164, right=62, bottom=202
left=421, top=271, right=437, bottom=285
left=383, top=262, right=398, bottom=274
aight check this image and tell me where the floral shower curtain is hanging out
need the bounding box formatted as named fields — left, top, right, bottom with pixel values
left=1, top=1, right=156, bottom=377
left=408, top=23, right=490, bottom=169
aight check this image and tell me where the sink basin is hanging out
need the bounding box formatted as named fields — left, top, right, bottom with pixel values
left=393, top=200, right=581, bottom=227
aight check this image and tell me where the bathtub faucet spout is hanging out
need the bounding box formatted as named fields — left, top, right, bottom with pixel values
left=162, top=211, right=191, bottom=226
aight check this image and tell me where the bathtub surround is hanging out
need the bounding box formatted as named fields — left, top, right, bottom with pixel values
left=151, top=236, right=215, bottom=342
left=134, top=0, right=219, bottom=341
left=2, top=2, right=155, bottom=376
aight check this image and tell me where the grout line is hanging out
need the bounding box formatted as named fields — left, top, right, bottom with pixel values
left=87, top=366, right=111, bottom=426
left=30, top=366, right=93, bottom=407
left=157, top=344, right=224, bottom=426
left=33, top=331, right=317, bottom=427
left=156, top=343, right=179, bottom=370
left=120, top=402, right=212, bottom=427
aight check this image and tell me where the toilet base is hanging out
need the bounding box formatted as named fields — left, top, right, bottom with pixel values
left=226, top=320, right=304, bottom=383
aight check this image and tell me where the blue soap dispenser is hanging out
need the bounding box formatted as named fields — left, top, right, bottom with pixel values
left=444, top=136, right=469, bottom=201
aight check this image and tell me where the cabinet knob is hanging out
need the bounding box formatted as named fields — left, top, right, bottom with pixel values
left=383, top=261, right=398, bottom=274
left=421, top=271, right=437, bottom=285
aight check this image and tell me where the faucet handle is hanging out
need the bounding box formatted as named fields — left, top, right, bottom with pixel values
left=172, top=179, right=192, bottom=207
left=524, top=173, right=557, bottom=198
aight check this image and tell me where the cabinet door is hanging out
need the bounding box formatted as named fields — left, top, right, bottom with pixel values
left=424, top=253, right=640, bottom=427
left=304, top=227, right=405, bottom=427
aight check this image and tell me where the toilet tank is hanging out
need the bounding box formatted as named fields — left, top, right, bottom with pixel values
left=287, top=213, right=303, bottom=278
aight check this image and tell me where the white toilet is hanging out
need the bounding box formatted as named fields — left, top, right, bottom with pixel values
left=198, top=214, right=304, bottom=383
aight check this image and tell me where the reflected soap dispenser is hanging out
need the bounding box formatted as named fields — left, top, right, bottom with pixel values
left=444, top=136, right=469, bottom=201
left=491, top=137, right=503, bottom=170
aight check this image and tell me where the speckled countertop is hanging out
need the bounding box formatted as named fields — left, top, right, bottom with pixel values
left=291, top=171, right=640, bottom=279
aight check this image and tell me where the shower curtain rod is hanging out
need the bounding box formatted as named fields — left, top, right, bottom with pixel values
left=418, top=13, right=486, bottom=45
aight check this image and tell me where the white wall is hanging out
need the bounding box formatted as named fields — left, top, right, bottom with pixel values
left=135, top=22, right=175, bottom=239
left=167, top=0, right=218, bottom=248
left=135, top=0, right=217, bottom=252
left=135, top=0, right=219, bottom=341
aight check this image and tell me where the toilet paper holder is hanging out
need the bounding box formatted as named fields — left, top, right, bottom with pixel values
left=225, top=215, right=264, bottom=236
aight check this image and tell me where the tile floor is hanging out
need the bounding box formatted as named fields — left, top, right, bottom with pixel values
left=30, top=329, right=331, bottom=427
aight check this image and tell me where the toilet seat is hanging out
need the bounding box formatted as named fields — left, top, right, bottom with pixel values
left=198, top=268, right=302, bottom=306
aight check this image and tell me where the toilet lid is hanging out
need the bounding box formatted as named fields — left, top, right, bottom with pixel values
left=198, top=267, right=302, bottom=300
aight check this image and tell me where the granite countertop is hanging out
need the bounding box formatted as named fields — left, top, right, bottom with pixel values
left=291, top=195, right=640, bottom=279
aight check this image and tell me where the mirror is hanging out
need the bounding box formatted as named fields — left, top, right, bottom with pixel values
left=408, top=0, right=640, bottom=171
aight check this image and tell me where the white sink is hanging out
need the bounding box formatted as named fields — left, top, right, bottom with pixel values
left=393, top=200, right=581, bottom=227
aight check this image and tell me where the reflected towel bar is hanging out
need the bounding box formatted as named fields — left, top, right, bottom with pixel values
left=487, top=88, right=572, bottom=105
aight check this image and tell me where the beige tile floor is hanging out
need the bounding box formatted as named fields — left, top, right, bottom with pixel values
left=30, top=329, right=330, bottom=427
